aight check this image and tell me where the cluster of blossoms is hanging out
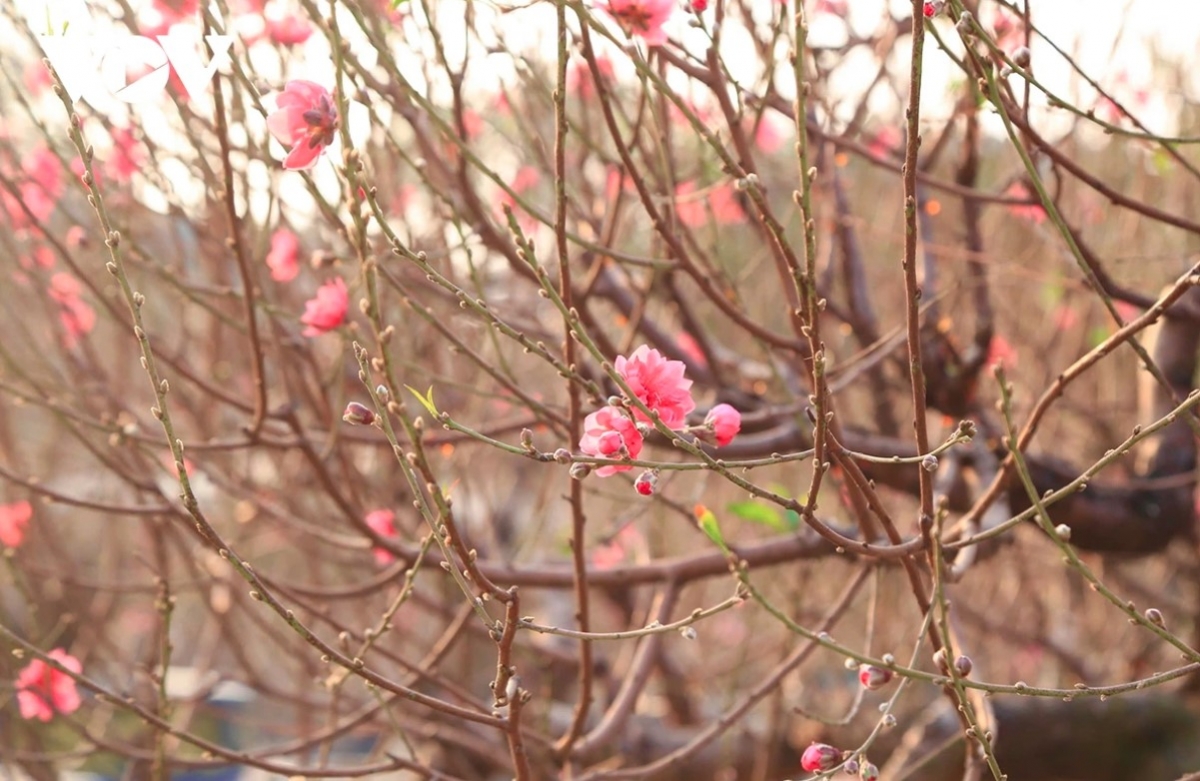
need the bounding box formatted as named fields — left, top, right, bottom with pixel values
left=13, top=649, right=82, bottom=722
left=578, top=345, right=741, bottom=487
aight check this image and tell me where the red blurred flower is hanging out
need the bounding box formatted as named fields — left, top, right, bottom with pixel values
left=364, top=509, right=397, bottom=565
left=0, top=500, right=32, bottom=548
left=49, top=273, right=97, bottom=347
left=580, top=406, right=644, bottom=477
left=300, top=277, right=348, bottom=336
left=594, top=0, right=674, bottom=46
left=265, top=10, right=313, bottom=45
left=266, top=80, right=338, bottom=170
left=266, top=227, right=300, bottom=282
left=616, top=345, right=696, bottom=429
left=109, top=126, right=144, bottom=182
left=15, top=649, right=82, bottom=722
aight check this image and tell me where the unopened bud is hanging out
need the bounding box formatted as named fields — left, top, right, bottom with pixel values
left=1145, top=608, right=1165, bottom=627
left=1012, top=46, right=1031, bottom=68
left=520, top=428, right=534, bottom=450
left=921, top=454, right=939, bottom=472
left=843, top=759, right=859, bottom=775
left=1054, top=523, right=1072, bottom=541
left=553, top=448, right=573, bottom=464
left=680, top=625, right=697, bottom=640
left=569, top=462, right=592, bottom=480
left=342, top=402, right=376, bottom=426
left=859, top=761, right=880, bottom=781
left=634, top=469, right=658, bottom=496
left=954, top=654, right=973, bottom=677
left=858, top=664, right=894, bottom=690
left=800, top=743, right=842, bottom=773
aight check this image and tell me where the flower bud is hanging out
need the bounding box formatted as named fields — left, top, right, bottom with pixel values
left=800, top=743, right=842, bottom=773
left=702, top=403, right=742, bottom=447
left=859, top=761, right=880, bottom=781
left=921, top=454, right=938, bottom=472
left=342, top=401, right=376, bottom=426
left=634, top=470, right=658, bottom=496
left=954, top=654, right=973, bottom=677
left=1145, top=608, right=1164, bottom=627
left=1013, top=46, right=1031, bottom=68
left=858, top=664, right=894, bottom=690
left=553, top=448, right=573, bottom=464
left=569, top=462, right=592, bottom=480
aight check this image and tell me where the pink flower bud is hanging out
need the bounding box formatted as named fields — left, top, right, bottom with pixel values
left=859, top=761, right=880, bottom=781
left=342, top=401, right=376, bottom=425
left=801, top=742, right=842, bottom=773
left=703, top=403, right=741, bottom=447
left=858, top=664, right=893, bottom=690
left=634, top=470, right=658, bottom=496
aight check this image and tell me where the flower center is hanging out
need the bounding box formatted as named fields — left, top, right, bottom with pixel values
left=302, top=94, right=338, bottom=150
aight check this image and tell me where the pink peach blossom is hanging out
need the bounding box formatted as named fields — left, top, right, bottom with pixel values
left=266, top=10, right=314, bottom=45
left=109, top=126, right=144, bottom=183
left=300, top=277, right=348, bottom=336
left=0, top=500, right=32, bottom=548
left=567, top=55, right=615, bottom=100
left=580, top=406, right=644, bottom=476
left=266, top=227, right=300, bottom=282
left=704, top=403, right=741, bottom=447
left=676, top=182, right=739, bottom=229
left=49, top=273, right=96, bottom=347
left=1004, top=181, right=1046, bottom=224
left=15, top=649, right=82, bottom=722
left=615, top=345, right=695, bottom=429
left=266, top=80, right=338, bottom=171
left=364, top=509, right=397, bottom=565
left=594, top=0, right=674, bottom=46
left=986, top=334, right=1018, bottom=369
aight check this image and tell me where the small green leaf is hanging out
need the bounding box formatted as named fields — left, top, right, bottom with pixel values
left=391, top=0, right=409, bottom=8
left=783, top=509, right=801, bottom=530
left=406, top=385, right=439, bottom=417
left=727, top=501, right=786, bottom=531
left=694, top=504, right=728, bottom=552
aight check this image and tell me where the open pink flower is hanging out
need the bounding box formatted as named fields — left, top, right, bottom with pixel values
left=266, top=80, right=338, bottom=171
left=266, top=227, right=300, bottom=282
left=15, top=649, right=82, bottom=722
left=615, top=345, right=695, bottom=429
left=594, top=0, right=674, bottom=46
left=265, top=10, right=314, bottom=45
left=364, top=509, right=397, bottom=565
left=300, top=277, right=348, bottom=336
left=704, top=403, right=741, bottom=446
left=0, top=501, right=32, bottom=548
left=580, top=406, right=644, bottom=476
